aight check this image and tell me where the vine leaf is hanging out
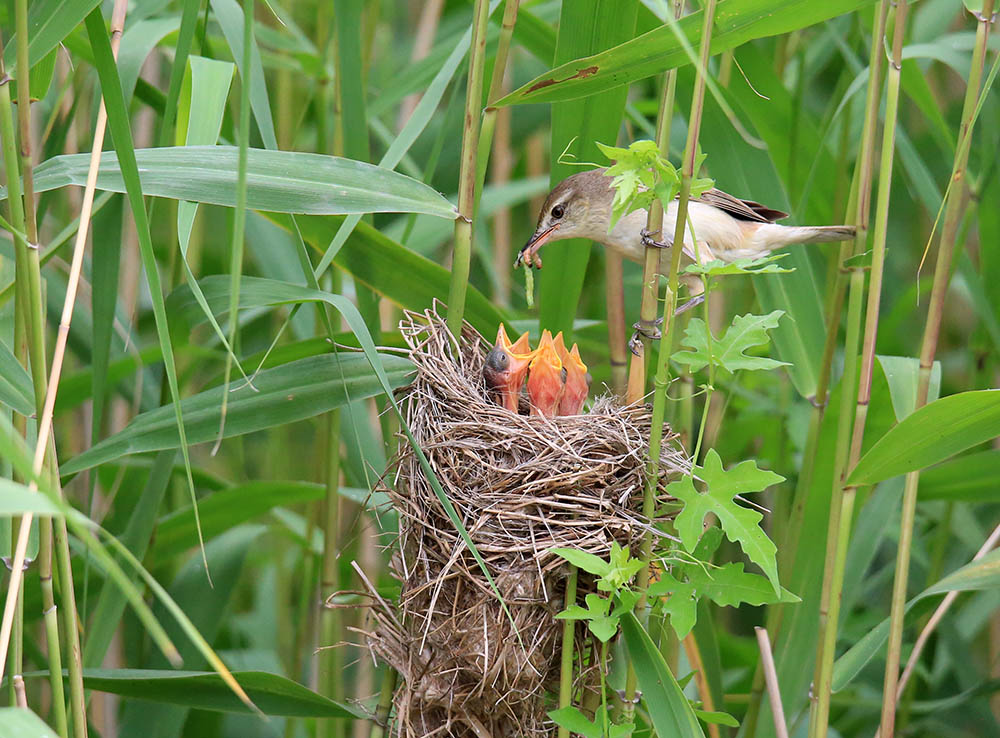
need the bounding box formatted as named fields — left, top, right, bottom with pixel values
left=650, top=562, right=797, bottom=639
left=673, top=310, right=789, bottom=374
left=667, top=450, right=785, bottom=594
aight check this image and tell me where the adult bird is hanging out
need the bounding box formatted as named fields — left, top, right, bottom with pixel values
left=516, top=168, right=855, bottom=340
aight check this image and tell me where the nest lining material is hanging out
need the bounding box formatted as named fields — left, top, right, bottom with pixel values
left=365, top=306, right=689, bottom=738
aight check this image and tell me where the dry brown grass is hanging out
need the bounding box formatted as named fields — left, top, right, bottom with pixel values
left=361, top=306, right=688, bottom=737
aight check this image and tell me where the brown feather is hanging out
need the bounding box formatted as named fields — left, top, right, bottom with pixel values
left=695, top=188, right=789, bottom=223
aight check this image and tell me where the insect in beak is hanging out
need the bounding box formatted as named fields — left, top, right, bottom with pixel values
left=515, top=224, right=559, bottom=269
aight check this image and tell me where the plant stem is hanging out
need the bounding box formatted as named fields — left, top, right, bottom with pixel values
left=40, top=518, right=70, bottom=738
left=446, top=0, right=490, bottom=336
left=606, top=255, right=628, bottom=395
left=320, top=407, right=344, bottom=738
left=809, top=4, right=890, bottom=737
left=627, top=0, right=682, bottom=404
left=879, top=4, right=994, bottom=735
left=557, top=565, right=578, bottom=738
left=625, top=0, right=716, bottom=710
left=475, top=0, right=520, bottom=209
left=369, top=666, right=398, bottom=738
left=213, top=0, right=254, bottom=451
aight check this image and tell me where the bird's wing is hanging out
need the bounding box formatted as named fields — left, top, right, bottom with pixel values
left=696, top=188, right=789, bottom=223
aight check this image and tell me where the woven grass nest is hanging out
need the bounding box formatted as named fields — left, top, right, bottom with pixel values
left=365, top=306, right=690, bottom=738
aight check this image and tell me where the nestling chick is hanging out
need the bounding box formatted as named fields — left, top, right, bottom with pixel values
left=552, top=332, right=591, bottom=416
left=526, top=330, right=565, bottom=418
left=482, top=325, right=533, bottom=413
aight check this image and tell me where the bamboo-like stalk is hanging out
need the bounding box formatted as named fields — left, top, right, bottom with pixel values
left=878, top=4, right=994, bottom=735
left=807, top=5, right=889, bottom=737
left=0, top=6, right=130, bottom=735
left=14, top=0, right=38, bottom=247
left=477, top=0, right=519, bottom=305
left=606, top=255, right=628, bottom=395
left=626, top=0, right=682, bottom=405
left=369, top=666, right=398, bottom=738
left=320, top=409, right=344, bottom=738
left=446, top=0, right=490, bottom=336
left=40, top=518, right=70, bottom=738
left=755, top=627, right=789, bottom=738
left=556, top=566, right=579, bottom=738
left=624, top=0, right=716, bottom=711
left=475, top=0, right=520, bottom=209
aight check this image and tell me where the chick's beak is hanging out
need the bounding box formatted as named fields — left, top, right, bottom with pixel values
left=558, top=345, right=590, bottom=416
left=515, top=224, right=559, bottom=269
left=526, top=331, right=565, bottom=418
left=484, top=325, right=535, bottom=413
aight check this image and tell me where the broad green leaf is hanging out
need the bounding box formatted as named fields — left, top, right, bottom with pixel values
left=0, top=337, right=34, bottom=415
left=651, top=573, right=699, bottom=638
left=833, top=548, right=1000, bottom=691
left=538, top=0, right=638, bottom=339
left=0, top=707, right=57, bottom=738
left=86, top=10, right=211, bottom=641
left=682, top=254, right=793, bottom=277
left=268, top=215, right=511, bottom=339
left=689, top=562, right=799, bottom=609
left=650, top=562, right=797, bottom=639
left=548, top=706, right=604, bottom=738
left=61, top=353, right=414, bottom=475
left=10, top=147, right=456, bottom=219
left=919, top=450, right=1000, bottom=502
left=149, top=481, right=335, bottom=564
left=694, top=710, right=740, bottom=727
left=551, top=547, right=612, bottom=577
left=695, top=47, right=827, bottom=398
left=848, top=390, right=1000, bottom=486
left=117, top=18, right=179, bottom=105
left=119, top=525, right=261, bottom=734
left=32, top=669, right=359, bottom=718
left=673, top=311, right=790, bottom=374
left=210, top=0, right=278, bottom=150
left=621, top=613, right=706, bottom=738
left=84, top=451, right=176, bottom=669
left=3, top=0, right=101, bottom=73
left=876, top=355, right=941, bottom=421
left=0, top=479, right=64, bottom=517
left=668, top=450, right=784, bottom=593
left=174, top=56, right=245, bottom=381
left=497, top=0, right=875, bottom=106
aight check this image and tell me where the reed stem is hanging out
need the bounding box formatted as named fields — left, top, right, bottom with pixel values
left=809, top=4, right=889, bottom=736
left=625, top=0, right=716, bottom=710
left=447, top=0, right=490, bottom=336
left=627, top=0, right=682, bottom=404
left=556, top=565, right=579, bottom=738
left=369, top=666, right=398, bottom=738
left=878, top=4, right=994, bottom=735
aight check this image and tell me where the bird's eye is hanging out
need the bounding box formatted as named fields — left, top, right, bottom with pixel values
left=551, top=204, right=565, bottom=219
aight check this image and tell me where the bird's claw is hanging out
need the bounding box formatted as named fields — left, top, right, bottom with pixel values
left=641, top=228, right=671, bottom=250
left=674, top=294, right=705, bottom=316
left=629, top=318, right=663, bottom=355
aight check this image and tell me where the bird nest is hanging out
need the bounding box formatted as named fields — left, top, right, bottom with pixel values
left=363, top=306, right=689, bottom=738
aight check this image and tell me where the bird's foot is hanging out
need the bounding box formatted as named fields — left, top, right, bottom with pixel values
left=674, top=294, right=705, bottom=316
left=629, top=317, right=663, bottom=355
left=640, top=228, right=672, bottom=250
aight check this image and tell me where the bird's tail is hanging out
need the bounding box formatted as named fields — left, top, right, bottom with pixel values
left=776, top=224, right=856, bottom=245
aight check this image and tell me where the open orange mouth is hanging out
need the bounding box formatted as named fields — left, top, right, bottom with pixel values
left=514, top=224, right=559, bottom=269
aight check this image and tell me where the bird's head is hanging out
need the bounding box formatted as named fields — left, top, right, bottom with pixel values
left=516, top=168, right=615, bottom=269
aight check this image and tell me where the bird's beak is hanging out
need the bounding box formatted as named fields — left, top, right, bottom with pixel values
left=515, top=224, right=559, bottom=269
